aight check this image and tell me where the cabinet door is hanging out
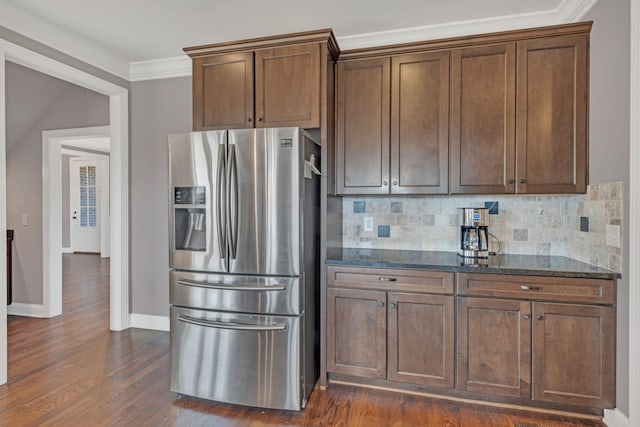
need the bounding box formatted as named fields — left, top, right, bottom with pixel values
left=388, top=293, right=454, bottom=388
left=516, top=35, right=588, bottom=194
left=457, top=297, right=531, bottom=398
left=192, top=52, right=254, bottom=130
left=327, top=287, right=387, bottom=378
left=336, top=58, right=391, bottom=195
left=255, top=43, right=320, bottom=128
left=450, top=44, right=516, bottom=194
left=532, top=302, right=615, bottom=408
left=391, top=52, right=449, bottom=194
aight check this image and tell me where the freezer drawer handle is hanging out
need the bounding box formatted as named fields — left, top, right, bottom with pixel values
left=177, top=278, right=286, bottom=291
left=177, top=314, right=287, bottom=331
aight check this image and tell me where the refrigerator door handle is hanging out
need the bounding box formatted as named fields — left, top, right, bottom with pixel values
left=177, top=314, right=287, bottom=331
left=216, top=143, right=226, bottom=258
left=227, top=144, right=239, bottom=259
left=176, top=278, right=286, bottom=292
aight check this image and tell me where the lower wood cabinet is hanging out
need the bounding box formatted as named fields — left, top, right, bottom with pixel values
left=326, top=267, right=455, bottom=389
left=457, top=273, right=616, bottom=410
left=325, top=267, right=616, bottom=411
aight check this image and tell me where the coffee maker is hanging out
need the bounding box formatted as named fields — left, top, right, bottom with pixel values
left=458, top=208, right=489, bottom=258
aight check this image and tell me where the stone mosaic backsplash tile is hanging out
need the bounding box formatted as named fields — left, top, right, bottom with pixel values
left=342, top=181, right=623, bottom=272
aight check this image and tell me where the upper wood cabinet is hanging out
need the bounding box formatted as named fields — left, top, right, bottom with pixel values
left=450, top=33, right=588, bottom=194
left=186, top=30, right=337, bottom=131
left=336, top=58, right=390, bottom=195
left=338, top=21, right=591, bottom=195
left=391, top=52, right=450, bottom=194
left=255, top=44, right=321, bottom=128
left=336, top=52, right=450, bottom=195
left=516, top=35, right=588, bottom=194
left=192, top=52, right=254, bottom=130
left=450, top=44, right=516, bottom=194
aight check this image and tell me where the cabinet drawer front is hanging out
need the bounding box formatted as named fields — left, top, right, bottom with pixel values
left=457, top=273, right=615, bottom=304
left=327, top=266, right=454, bottom=294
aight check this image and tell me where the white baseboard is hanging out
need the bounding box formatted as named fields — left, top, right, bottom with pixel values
left=130, top=313, right=170, bottom=331
left=61, top=247, right=73, bottom=253
left=604, top=408, right=630, bottom=427
left=7, top=303, right=50, bottom=318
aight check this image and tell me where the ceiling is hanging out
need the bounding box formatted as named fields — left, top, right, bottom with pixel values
left=0, top=0, right=596, bottom=80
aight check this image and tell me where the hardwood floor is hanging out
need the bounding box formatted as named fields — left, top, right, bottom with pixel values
left=0, top=254, right=605, bottom=426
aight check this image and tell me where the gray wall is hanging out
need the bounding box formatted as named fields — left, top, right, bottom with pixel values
left=130, top=76, right=191, bottom=316
left=6, top=62, right=109, bottom=304
left=584, top=0, right=631, bottom=415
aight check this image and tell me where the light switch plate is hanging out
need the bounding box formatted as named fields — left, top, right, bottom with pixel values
left=605, top=224, right=621, bottom=248
left=21, top=213, right=28, bottom=226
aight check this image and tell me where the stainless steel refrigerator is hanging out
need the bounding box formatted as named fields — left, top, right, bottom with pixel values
left=168, top=127, right=320, bottom=411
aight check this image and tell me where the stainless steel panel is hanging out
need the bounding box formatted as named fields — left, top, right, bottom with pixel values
left=227, top=128, right=301, bottom=276
left=170, top=307, right=304, bottom=411
left=170, top=271, right=303, bottom=315
left=169, top=131, right=227, bottom=272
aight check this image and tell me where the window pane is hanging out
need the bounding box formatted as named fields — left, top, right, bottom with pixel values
left=88, top=166, right=96, bottom=186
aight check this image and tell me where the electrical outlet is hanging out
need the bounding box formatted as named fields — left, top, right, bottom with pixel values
left=364, top=217, right=374, bottom=232
left=606, top=224, right=621, bottom=248
left=21, top=213, right=29, bottom=226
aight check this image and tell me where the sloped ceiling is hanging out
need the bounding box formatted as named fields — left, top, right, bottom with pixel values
left=0, top=0, right=597, bottom=80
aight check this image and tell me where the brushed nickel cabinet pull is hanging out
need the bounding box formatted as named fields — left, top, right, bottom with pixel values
left=378, top=301, right=385, bottom=308
left=378, top=277, right=397, bottom=282
left=537, top=315, right=544, bottom=321
left=523, top=314, right=530, bottom=320
left=390, top=303, right=396, bottom=309
left=520, top=285, right=543, bottom=291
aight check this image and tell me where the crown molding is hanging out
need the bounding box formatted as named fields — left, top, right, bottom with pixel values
left=129, top=56, right=192, bottom=82
left=337, top=0, right=598, bottom=51
left=128, top=0, right=595, bottom=82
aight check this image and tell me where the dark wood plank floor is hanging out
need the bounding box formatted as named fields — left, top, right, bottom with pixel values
left=0, top=254, right=605, bottom=426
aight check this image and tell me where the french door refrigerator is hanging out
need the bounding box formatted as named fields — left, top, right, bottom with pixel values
left=168, top=127, right=320, bottom=411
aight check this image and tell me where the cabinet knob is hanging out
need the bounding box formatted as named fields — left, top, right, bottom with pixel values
left=393, top=181, right=398, bottom=186
left=523, top=314, right=530, bottom=320
left=247, top=117, right=252, bottom=123
left=520, top=178, right=527, bottom=184
left=258, top=117, right=263, bottom=122
left=378, top=277, right=397, bottom=282
left=520, top=285, right=543, bottom=291
left=383, top=180, right=388, bottom=186
left=390, top=303, right=396, bottom=309
left=508, top=178, right=515, bottom=184
left=378, top=301, right=385, bottom=308
left=537, top=315, right=544, bottom=321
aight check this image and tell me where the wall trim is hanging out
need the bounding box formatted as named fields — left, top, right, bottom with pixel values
left=626, top=1, right=640, bottom=426
left=129, top=56, right=191, bottom=81
left=605, top=408, right=631, bottom=427
left=130, top=313, right=170, bottom=332
left=7, top=303, right=49, bottom=318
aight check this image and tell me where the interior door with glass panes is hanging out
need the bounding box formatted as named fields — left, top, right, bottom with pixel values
left=70, top=158, right=100, bottom=253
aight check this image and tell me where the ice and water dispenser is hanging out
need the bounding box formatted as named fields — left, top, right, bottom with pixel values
left=173, top=186, right=206, bottom=251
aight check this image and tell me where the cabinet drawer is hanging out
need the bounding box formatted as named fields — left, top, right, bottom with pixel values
left=327, top=266, right=454, bottom=294
left=457, top=273, right=615, bottom=305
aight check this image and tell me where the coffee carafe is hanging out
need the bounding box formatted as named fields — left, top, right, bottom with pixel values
left=458, top=208, right=489, bottom=258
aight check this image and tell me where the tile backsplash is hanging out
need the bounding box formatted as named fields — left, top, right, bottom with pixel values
left=342, top=181, right=623, bottom=272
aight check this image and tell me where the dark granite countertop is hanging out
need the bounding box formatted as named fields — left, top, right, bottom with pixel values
left=326, top=248, right=621, bottom=280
